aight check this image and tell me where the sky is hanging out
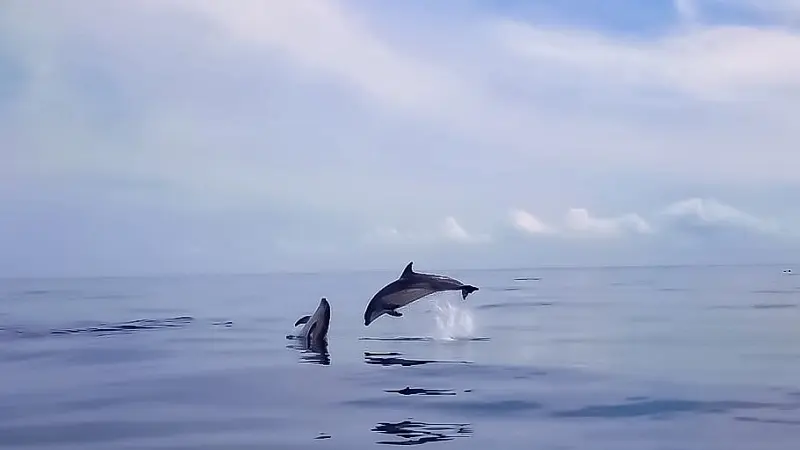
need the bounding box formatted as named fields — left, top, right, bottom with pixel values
left=1, top=0, right=799, bottom=277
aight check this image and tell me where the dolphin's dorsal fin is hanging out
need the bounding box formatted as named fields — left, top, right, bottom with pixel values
left=400, top=262, right=414, bottom=278
left=294, top=315, right=311, bottom=327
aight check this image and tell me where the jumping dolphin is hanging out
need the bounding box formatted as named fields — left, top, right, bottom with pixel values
left=363, top=262, right=479, bottom=326
left=292, top=297, right=331, bottom=351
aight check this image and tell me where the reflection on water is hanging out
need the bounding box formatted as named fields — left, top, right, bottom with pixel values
left=0, top=316, right=209, bottom=340
left=385, top=387, right=457, bottom=396
left=371, top=419, right=472, bottom=445
left=364, top=351, right=471, bottom=367
left=360, top=337, right=434, bottom=342
left=476, top=301, right=554, bottom=310
left=52, top=317, right=196, bottom=336
left=552, top=399, right=780, bottom=419
left=285, top=337, right=331, bottom=366
left=360, top=337, right=490, bottom=342
left=736, top=417, right=800, bottom=426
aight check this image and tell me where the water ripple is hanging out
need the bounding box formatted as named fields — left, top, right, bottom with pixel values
left=553, top=399, right=775, bottom=419
left=364, top=352, right=472, bottom=367
left=476, top=301, right=554, bottom=310
left=385, top=387, right=456, bottom=396
left=0, top=417, right=276, bottom=446
left=371, top=419, right=472, bottom=445
left=0, top=317, right=234, bottom=341
left=359, top=337, right=489, bottom=342
left=52, top=317, right=195, bottom=336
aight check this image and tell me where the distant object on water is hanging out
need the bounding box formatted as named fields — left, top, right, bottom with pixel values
left=783, top=269, right=792, bottom=274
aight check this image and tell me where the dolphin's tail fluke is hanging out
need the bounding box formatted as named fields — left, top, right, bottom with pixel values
left=460, top=285, right=479, bottom=299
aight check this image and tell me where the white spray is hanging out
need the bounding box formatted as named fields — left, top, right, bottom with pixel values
left=431, top=294, right=476, bottom=341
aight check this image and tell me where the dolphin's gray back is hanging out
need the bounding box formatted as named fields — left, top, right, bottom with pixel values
left=300, top=298, right=330, bottom=344
left=379, top=286, right=439, bottom=309
left=371, top=274, right=464, bottom=309
left=416, top=273, right=466, bottom=290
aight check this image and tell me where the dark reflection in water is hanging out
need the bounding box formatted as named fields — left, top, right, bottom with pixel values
left=477, top=301, right=553, bottom=310
left=299, top=348, right=331, bottom=366
left=371, top=419, right=472, bottom=445
left=553, top=399, right=776, bottom=419
left=364, top=352, right=471, bottom=367
left=366, top=356, right=431, bottom=367
left=385, top=387, right=456, bottom=396
left=709, top=303, right=798, bottom=310
left=752, top=303, right=797, bottom=310
left=285, top=337, right=331, bottom=366
left=736, top=417, right=800, bottom=426
left=360, top=337, right=489, bottom=342
left=656, top=287, right=690, bottom=292
left=366, top=351, right=403, bottom=357
left=360, top=337, right=433, bottom=342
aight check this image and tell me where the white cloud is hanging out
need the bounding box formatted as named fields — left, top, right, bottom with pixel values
left=509, top=209, right=555, bottom=235
left=158, top=0, right=457, bottom=112
left=564, top=208, right=653, bottom=237
left=363, top=217, right=489, bottom=247
left=494, top=19, right=800, bottom=101
left=658, top=197, right=781, bottom=234
left=441, top=216, right=490, bottom=243
left=3, top=0, right=800, bottom=275
left=508, top=200, right=781, bottom=242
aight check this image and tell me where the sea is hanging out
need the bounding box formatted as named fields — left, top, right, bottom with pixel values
left=1, top=265, right=799, bottom=449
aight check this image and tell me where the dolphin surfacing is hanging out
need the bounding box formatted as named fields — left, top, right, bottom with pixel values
left=363, top=262, right=479, bottom=326
left=292, top=297, right=331, bottom=350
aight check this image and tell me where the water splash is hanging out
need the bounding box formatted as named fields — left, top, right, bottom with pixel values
left=432, top=295, right=476, bottom=341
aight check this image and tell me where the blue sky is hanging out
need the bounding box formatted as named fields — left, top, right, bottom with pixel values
left=2, top=0, right=799, bottom=277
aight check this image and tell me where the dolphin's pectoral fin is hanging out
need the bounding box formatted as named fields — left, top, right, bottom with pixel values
left=387, top=310, right=403, bottom=317
left=460, top=285, right=479, bottom=299
left=294, top=315, right=311, bottom=327
left=400, top=262, right=415, bottom=279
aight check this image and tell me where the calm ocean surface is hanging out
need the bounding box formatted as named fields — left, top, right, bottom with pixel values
left=1, top=265, right=799, bottom=449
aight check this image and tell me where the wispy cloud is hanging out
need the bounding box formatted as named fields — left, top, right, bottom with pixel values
left=658, top=197, right=782, bottom=235
left=380, top=198, right=788, bottom=245
left=494, top=17, right=800, bottom=101
left=564, top=208, right=653, bottom=237
left=2, top=0, right=799, bottom=275
left=509, top=209, right=555, bottom=235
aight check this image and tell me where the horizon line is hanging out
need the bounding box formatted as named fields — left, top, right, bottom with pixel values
left=0, top=261, right=795, bottom=281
